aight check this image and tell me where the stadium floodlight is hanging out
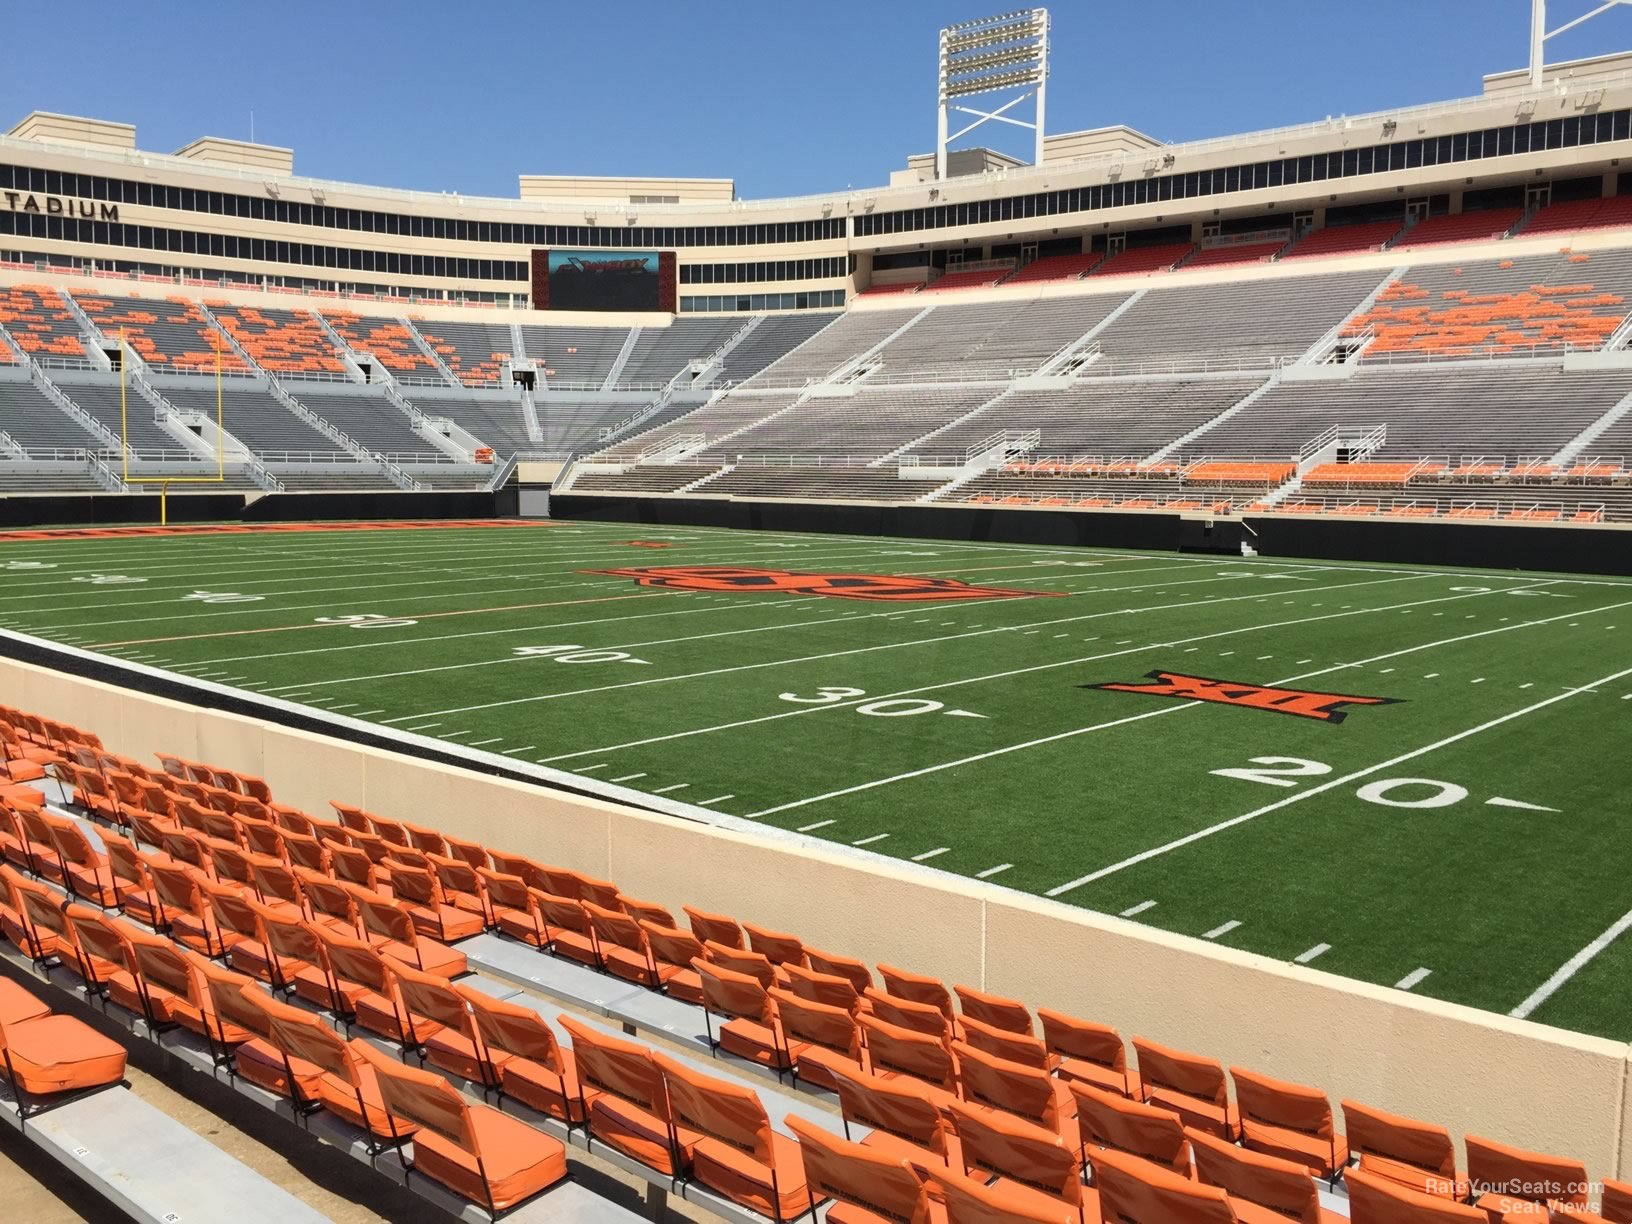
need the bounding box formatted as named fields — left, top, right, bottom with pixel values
left=937, top=8, right=1049, bottom=180
left=1530, top=0, right=1632, bottom=87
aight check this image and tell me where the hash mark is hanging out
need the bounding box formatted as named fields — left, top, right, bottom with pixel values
left=1295, top=943, right=1331, bottom=964
left=1204, top=920, right=1242, bottom=940
left=852, top=833, right=890, bottom=846
left=652, top=783, right=690, bottom=794
left=575, top=763, right=610, bottom=773
left=1120, top=900, right=1157, bottom=917
left=502, top=746, right=538, bottom=755
left=611, top=773, right=647, bottom=783
left=407, top=723, right=441, bottom=732
left=976, top=864, right=1012, bottom=878
left=797, top=820, right=835, bottom=832
left=912, top=847, right=951, bottom=862
left=1395, top=967, right=1432, bottom=991
left=697, top=794, right=735, bottom=805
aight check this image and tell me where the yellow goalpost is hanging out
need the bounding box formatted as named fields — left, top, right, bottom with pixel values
left=119, top=325, right=228, bottom=524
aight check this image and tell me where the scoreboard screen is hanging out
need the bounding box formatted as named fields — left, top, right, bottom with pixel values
left=530, top=249, right=676, bottom=312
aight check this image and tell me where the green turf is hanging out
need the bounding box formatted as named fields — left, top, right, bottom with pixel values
left=2, top=519, right=1629, bottom=1038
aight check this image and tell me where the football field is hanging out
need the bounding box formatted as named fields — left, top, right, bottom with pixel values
left=2, top=518, right=1629, bottom=1040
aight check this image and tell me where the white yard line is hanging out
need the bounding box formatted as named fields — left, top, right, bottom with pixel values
left=737, top=584, right=1589, bottom=820
left=1395, top=968, right=1433, bottom=991
left=523, top=573, right=1449, bottom=749
left=1511, top=906, right=1632, bottom=1019
left=1046, top=658, right=1632, bottom=897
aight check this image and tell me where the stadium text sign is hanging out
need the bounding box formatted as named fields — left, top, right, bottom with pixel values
left=1090, top=670, right=1399, bottom=723
left=3, top=192, right=119, bottom=222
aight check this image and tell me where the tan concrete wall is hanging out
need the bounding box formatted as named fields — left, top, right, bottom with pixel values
left=6, top=652, right=1628, bottom=1177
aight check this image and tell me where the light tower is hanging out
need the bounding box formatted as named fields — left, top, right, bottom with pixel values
left=937, top=9, right=1050, bottom=181
left=1530, top=0, right=1632, bottom=86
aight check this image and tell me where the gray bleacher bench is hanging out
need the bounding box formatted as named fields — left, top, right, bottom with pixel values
left=0, top=1053, right=330, bottom=1224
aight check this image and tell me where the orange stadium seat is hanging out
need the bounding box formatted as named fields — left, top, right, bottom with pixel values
left=558, top=1013, right=694, bottom=1176
left=784, top=1113, right=930, bottom=1224
left=659, top=1052, right=818, bottom=1220
left=1341, top=1099, right=1467, bottom=1201
left=1069, top=1080, right=1192, bottom=1177
left=825, top=1067, right=953, bottom=1177
left=1344, top=1166, right=1488, bottom=1222
left=1189, top=1127, right=1342, bottom=1223
left=948, top=1098, right=1093, bottom=1224
left=458, top=988, right=584, bottom=1123
left=352, top=1039, right=568, bottom=1214
left=1133, top=1036, right=1239, bottom=1140
left=1464, top=1134, right=1590, bottom=1219
left=1231, top=1065, right=1349, bottom=1179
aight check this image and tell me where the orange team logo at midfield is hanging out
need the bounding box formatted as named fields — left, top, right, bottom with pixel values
left=587, top=565, right=1060, bottom=602
left=1089, top=671, right=1400, bottom=724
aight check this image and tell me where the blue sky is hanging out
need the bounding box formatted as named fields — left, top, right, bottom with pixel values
left=5, top=2, right=1632, bottom=200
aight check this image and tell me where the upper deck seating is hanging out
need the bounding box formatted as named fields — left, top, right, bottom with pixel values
left=1522, top=195, right=1632, bottom=236
left=1184, top=241, right=1284, bottom=269
left=413, top=320, right=513, bottom=387
left=1392, top=207, right=1524, bottom=250
left=924, top=267, right=1009, bottom=292
left=1345, top=250, right=1632, bottom=357
left=1006, top=252, right=1105, bottom=283
left=322, top=311, right=444, bottom=380
left=209, top=306, right=344, bottom=375
left=0, top=286, right=87, bottom=360
left=1092, top=242, right=1198, bottom=277
left=1281, top=220, right=1404, bottom=259
left=71, top=294, right=247, bottom=372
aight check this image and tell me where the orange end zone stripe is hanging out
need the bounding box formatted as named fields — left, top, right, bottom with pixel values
left=89, top=591, right=671, bottom=649
left=0, top=519, right=559, bottom=543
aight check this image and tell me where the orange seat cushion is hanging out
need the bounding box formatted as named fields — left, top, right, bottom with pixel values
left=2, top=1014, right=127, bottom=1094
left=410, top=1104, right=567, bottom=1210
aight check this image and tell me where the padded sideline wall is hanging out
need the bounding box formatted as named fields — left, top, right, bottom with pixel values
left=549, top=495, right=1632, bottom=577
left=3, top=650, right=1629, bottom=1178
left=0, top=490, right=509, bottom=527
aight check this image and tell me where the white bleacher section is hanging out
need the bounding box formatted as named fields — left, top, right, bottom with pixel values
left=1088, top=270, right=1388, bottom=369
left=716, top=312, right=838, bottom=383
left=517, top=325, right=630, bottom=385
left=1185, top=365, right=1632, bottom=461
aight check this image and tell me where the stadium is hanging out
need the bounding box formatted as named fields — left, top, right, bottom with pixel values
left=1, top=2, right=1631, bottom=1220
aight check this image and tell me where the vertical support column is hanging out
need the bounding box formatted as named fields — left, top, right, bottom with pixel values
left=1530, top=0, right=1547, bottom=89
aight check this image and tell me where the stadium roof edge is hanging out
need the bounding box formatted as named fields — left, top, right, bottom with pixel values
left=8, top=60, right=1632, bottom=217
